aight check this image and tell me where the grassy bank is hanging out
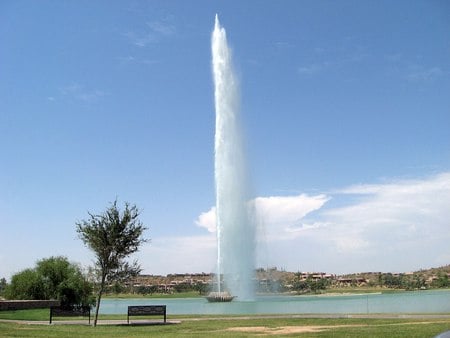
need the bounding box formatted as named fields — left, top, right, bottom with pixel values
left=1, top=309, right=450, bottom=337
left=1, top=316, right=450, bottom=337
left=0, top=308, right=49, bottom=321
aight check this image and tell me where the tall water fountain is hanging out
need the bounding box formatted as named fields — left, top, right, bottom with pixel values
left=211, top=15, right=256, bottom=301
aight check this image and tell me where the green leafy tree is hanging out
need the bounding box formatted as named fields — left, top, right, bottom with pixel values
left=292, top=272, right=309, bottom=294
left=110, top=281, right=125, bottom=295
left=173, top=282, right=190, bottom=293
left=193, top=281, right=209, bottom=295
left=0, top=277, right=8, bottom=297
left=404, top=274, right=426, bottom=290
left=135, top=285, right=158, bottom=295
left=5, top=269, right=45, bottom=300
left=4, top=257, right=93, bottom=307
left=305, top=275, right=328, bottom=294
left=35, top=256, right=93, bottom=306
left=76, top=200, right=148, bottom=326
left=432, top=272, right=450, bottom=288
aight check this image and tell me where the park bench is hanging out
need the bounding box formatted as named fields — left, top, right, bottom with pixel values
left=127, top=305, right=166, bottom=324
left=49, top=305, right=91, bottom=324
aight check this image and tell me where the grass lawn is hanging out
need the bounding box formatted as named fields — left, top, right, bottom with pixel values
left=1, top=309, right=450, bottom=337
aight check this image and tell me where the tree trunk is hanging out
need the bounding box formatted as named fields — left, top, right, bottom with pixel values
left=93, top=274, right=106, bottom=327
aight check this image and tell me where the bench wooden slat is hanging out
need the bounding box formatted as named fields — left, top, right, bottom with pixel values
left=127, top=305, right=166, bottom=324
left=49, top=306, right=91, bottom=324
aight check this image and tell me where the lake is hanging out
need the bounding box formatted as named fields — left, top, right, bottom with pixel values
left=100, top=290, right=450, bottom=315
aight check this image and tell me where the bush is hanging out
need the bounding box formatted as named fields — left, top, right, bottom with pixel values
left=5, top=269, right=46, bottom=300
left=5, top=256, right=94, bottom=307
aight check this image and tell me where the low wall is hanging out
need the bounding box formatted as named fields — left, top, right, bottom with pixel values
left=0, top=300, right=60, bottom=311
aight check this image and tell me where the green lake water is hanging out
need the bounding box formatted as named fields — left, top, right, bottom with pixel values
left=100, top=290, right=450, bottom=315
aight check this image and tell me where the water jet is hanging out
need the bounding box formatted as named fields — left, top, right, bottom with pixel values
left=210, top=14, right=256, bottom=301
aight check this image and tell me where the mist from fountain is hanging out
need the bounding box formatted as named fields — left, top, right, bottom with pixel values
left=211, top=14, right=256, bottom=300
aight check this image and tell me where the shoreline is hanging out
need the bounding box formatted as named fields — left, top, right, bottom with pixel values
left=102, top=287, right=450, bottom=300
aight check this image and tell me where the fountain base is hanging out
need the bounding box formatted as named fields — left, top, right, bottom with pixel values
left=206, top=291, right=235, bottom=302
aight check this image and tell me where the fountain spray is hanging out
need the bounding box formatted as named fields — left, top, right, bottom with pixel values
left=211, top=14, right=255, bottom=300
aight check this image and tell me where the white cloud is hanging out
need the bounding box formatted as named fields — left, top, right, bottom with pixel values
left=125, top=19, right=176, bottom=48
left=59, top=83, right=107, bottom=102
left=407, top=66, right=444, bottom=82
left=298, top=172, right=450, bottom=272
left=333, top=236, right=369, bottom=253
left=117, top=55, right=159, bottom=67
left=117, top=55, right=136, bottom=63
left=297, top=63, right=325, bottom=75
left=147, top=21, right=175, bottom=36
left=323, top=173, right=450, bottom=255
left=195, top=194, right=330, bottom=237
left=195, top=207, right=216, bottom=233
left=254, top=194, right=329, bottom=226
left=285, top=222, right=327, bottom=234
left=143, top=172, right=450, bottom=275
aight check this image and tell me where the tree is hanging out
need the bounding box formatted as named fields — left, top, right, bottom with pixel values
left=5, top=268, right=45, bottom=300
left=193, top=281, right=209, bottom=295
left=35, top=256, right=93, bottom=306
left=0, top=277, right=7, bottom=297
left=4, top=256, right=93, bottom=307
left=432, top=272, right=450, bottom=288
left=292, top=272, right=309, bottom=294
left=76, top=200, right=148, bottom=326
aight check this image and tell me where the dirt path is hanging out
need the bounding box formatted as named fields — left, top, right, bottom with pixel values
left=225, top=321, right=450, bottom=336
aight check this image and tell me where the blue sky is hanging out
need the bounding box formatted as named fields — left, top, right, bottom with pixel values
left=1, top=1, right=449, bottom=279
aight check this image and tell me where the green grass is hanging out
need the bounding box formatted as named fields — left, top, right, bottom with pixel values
left=0, top=309, right=132, bottom=322
left=1, top=309, right=450, bottom=337
left=0, top=308, right=49, bottom=321
left=0, top=317, right=450, bottom=337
